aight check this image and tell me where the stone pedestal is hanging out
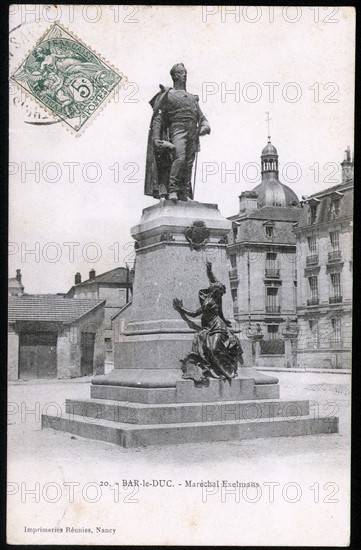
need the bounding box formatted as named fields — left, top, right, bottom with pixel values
left=93, top=199, right=278, bottom=397
left=114, top=200, right=233, bottom=376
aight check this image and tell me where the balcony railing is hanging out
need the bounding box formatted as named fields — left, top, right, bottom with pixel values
left=329, top=295, right=343, bottom=304
left=265, top=305, right=281, bottom=313
left=328, top=250, right=342, bottom=262
left=307, top=298, right=319, bottom=306
left=265, top=269, right=280, bottom=278
left=306, top=254, right=318, bottom=266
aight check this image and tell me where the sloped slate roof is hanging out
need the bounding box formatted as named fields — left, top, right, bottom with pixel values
left=80, top=267, right=130, bottom=285
left=305, top=180, right=351, bottom=199
left=297, top=181, right=353, bottom=227
left=8, top=295, right=104, bottom=323
left=243, top=206, right=301, bottom=222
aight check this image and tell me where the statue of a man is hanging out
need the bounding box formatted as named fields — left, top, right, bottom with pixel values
left=144, top=63, right=211, bottom=202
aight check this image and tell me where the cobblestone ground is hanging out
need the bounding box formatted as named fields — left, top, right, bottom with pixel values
left=7, top=371, right=351, bottom=547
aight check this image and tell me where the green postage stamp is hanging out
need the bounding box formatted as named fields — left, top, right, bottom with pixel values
left=11, top=23, right=123, bottom=132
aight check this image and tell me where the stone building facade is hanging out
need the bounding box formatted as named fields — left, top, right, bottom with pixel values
left=8, top=295, right=105, bottom=380
left=294, top=148, right=353, bottom=369
left=65, top=267, right=133, bottom=365
left=227, top=137, right=301, bottom=367
left=227, top=141, right=353, bottom=370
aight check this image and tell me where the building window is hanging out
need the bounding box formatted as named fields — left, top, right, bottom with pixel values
left=265, top=252, right=279, bottom=277
left=331, top=318, right=342, bottom=344
left=328, top=231, right=341, bottom=262
left=330, top=231, right=340, bottom=251
left=309, top=319, right=319, bottom=348
left=329, top=198, right=340, bottom=219
left=307, top=236, right=317, bottom=253
left=232, top=225, right=238, bottom=240
left=266, top=252, right=277, bottom=266
left=229, top=254, right=236, bottom=269
left=266, top=287, right=279, bottom=312
left=330, top=272, right=341, bottom=298
left=265, top=226, right=274, bottom=238
left=308, top=276, right=318, bottom=304
left=308, top=204, right=318, bottom=225
left=267, top=325, right=279, bottom=341
left=231, top=288, right=238, bottom=302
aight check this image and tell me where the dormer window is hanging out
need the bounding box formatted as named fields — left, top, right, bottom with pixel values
left=329, top=198, right=340, bottom=220
left=309, top=204, right=318, bottom=225
left=265, top=226, right=274, bottom=238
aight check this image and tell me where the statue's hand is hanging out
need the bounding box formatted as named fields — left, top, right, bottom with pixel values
left=154, top=140, right=176, bottom=151
left=173, top=298, right=183, bottom=311
left=199, top=126, right=210, bottom=136
left=199, top=121, right=211, bottom=136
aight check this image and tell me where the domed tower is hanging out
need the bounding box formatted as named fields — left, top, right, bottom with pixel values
left=228, top=123, right=301, bottom=360
left=252, top=135, right=300, bottom=208
left=261, top=137, right=279, bottom=180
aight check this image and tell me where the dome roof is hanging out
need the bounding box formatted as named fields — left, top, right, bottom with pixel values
left=252, top=178, right=300, bottom=208
left=261, top=140, right=278, bottom=156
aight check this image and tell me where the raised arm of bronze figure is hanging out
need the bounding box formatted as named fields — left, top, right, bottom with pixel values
left=206, top=260, right=218, bottom=283
left=173, top=298, right=202, bottom=331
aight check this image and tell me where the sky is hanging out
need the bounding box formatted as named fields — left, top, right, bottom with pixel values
left=9, top=5, right=355, bottom=294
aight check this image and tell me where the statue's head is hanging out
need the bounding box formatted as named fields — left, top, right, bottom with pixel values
left=210, top=281, right=226, bottom=299
left=170, top=63, right=187, bottom=85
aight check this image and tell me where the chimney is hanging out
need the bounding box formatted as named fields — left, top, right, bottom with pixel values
left=16, top=269, right=21, bottom=283
left=239, top=191, right=258, bottom=214
left=341, top=145, right=354, bottom=183
left=75, top=272, right=81, bottom=285
left=89, top=269, right=96, bottom=280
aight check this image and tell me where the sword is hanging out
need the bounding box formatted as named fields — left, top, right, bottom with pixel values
left=192, top=128, right=201, bottom=199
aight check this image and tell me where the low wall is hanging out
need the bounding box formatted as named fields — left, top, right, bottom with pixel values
left=297, top=349, right=351, bottom=370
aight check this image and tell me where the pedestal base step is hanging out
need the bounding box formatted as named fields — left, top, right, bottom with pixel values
left=42, top=407, right=338, bottom=449
left=65, top=398, right=309, bottom=425
left=90, top=379, right=280, bottom=403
